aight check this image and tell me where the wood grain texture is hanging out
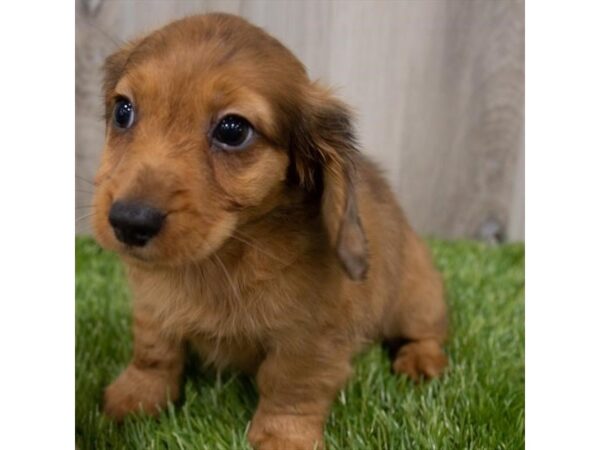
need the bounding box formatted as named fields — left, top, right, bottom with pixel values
left=76, top=0, right=524, bottom=240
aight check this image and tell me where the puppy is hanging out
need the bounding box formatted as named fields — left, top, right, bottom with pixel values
left=92, top=13, right=448, bottom=450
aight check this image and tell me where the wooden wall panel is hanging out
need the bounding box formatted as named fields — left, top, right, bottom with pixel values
left=76, top=0, right=524, bottom=241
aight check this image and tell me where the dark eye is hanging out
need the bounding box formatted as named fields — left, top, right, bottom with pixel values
left=212, top=115, right=254, bottom=150
left=113, top=98, right=135, bottom=129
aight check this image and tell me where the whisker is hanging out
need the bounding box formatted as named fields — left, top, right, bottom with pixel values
left=170, top=210, right=290, bottom=266
left=75, top=175, right=96, bottom=187
left=76, top=212, right=96, bottom=223
left=211, top=253, right=242, bottom=305
left=75, top=205, right=95, bottom=210
left=229, top=232, right=289, bottom=266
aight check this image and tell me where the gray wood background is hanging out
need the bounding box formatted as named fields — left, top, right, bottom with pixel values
left=76, top=0, right=524, bottom=241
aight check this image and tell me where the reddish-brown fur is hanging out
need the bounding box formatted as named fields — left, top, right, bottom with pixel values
left=92, top=13, right=448, bottom=449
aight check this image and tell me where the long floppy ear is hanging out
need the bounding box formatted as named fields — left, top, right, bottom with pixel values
left=290, top=85, right=369, bottom=280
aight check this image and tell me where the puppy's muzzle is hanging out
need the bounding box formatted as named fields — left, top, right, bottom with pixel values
left=108, top=200, right=165, bottom=247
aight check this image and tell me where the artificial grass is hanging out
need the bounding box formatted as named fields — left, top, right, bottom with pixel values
left=76, top=236, right=524, bottom=450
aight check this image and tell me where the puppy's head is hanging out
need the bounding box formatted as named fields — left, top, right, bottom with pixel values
left=93, top=13, right=368, bottom=278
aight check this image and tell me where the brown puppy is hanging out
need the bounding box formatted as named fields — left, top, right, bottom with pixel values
left=92, top=13, right=448, bottom=450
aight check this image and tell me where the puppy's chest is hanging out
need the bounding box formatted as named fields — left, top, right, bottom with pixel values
left=157, top=273, right=292, bottom=372
left=161, top=281, right=274, bottom=338
left=153, top=260, right=302, bottom=343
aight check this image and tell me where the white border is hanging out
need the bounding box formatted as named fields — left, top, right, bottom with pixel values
left=0, top=2, right=74, bottom=449
left=1, top=1, right=600, bottom=448
left=527, top=1, right=600, bottom=448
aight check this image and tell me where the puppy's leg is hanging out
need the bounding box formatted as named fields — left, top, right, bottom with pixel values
left=384, top=235, right=448, bottom=382
left=104, top=308, right=185, bottom=421
left=248, top=340, right=352, bottom=450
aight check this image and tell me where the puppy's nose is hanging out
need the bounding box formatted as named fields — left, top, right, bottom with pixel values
left=108, top=201, right=165, bottom=247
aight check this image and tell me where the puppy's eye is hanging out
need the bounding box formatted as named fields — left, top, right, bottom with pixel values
left=113, top=98, right=135, bottom=129
left=212, top=115, right=254, bottom=150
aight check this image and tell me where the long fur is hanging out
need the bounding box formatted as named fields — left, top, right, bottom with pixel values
left=92, top=13, right=448, bottom=450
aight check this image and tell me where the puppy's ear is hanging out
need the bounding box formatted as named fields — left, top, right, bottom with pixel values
left=290, top=85, right=369, bottom=280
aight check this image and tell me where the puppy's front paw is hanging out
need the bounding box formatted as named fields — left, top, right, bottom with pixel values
left=103, top=365, right=179, bottom=421
left=248, top=412, right=324, bottom=450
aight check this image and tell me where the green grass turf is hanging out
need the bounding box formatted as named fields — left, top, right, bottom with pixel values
left=76, top=236, right=524, bottom=450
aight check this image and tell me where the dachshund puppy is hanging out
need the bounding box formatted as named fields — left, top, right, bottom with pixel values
left=92, top=13, right=448, bottom=450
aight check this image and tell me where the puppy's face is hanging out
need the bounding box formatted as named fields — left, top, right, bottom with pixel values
left=93, top=14, right=368, bottom=277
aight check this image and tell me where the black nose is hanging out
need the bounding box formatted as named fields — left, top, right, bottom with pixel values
left=108, top=201, right=165, bottom=247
